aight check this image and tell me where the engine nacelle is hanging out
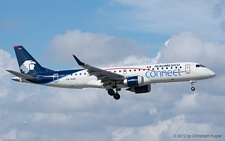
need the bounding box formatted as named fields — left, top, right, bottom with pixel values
left=126, top=85, right=151, bottom=94
left=123, top=76, right=144, bottom=87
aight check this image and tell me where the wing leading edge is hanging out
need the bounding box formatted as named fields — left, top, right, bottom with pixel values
left=72, top=55, right=125, bottom=86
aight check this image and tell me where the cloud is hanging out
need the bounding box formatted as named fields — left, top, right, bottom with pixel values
left=101, top=0, right=225, bottom=41
left=17, top=130, right=35, bottom=141
left=159, top=31, right=225, bottom=69
left=42, top=88, right=100, bottom=111
left=174, top=93, right=199, bottom=112
left=212, top=76, right=225, bottom=94
left=49, top=30, right=154, bottom=68
left=32, top=113, right=73, bottom=125
left=121, top=53, right=160, bottom=66
left=0, top=49, right=17, bottom=78
left=0, top=129, right=17, bottom=141
left=112, top=128, right=134, bottom=141
left=111, top=115, right=216, bottom=141
left=0, top=49, right=17, bottom=99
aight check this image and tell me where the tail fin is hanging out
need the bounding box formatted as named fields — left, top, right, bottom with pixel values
left=14, top=45, right=53, bottom=75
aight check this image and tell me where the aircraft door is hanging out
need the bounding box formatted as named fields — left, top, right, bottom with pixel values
left=185, top=64, right=191, bottom=74
left=53, top=73, right=59, bottom=83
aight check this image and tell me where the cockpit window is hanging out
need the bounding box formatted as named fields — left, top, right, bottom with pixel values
left=200, top=64, right=206, bottom=67
left=196, top=64, right=206, bottom=68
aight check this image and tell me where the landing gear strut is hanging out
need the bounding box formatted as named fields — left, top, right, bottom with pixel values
left=190, top=80, right=196, bottom=91
left=107, top=88, right=121, bottom=100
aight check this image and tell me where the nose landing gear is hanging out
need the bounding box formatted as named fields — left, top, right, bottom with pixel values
left=190, top=80, right=196, bottom=91
left=107, top=88, right=121, bottom=100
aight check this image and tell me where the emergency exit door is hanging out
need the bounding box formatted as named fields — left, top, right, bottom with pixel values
left=185, top=64, right=191, bottom=74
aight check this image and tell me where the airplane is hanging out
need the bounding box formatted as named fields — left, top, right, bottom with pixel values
left=7, top=45, right=216, bottom=100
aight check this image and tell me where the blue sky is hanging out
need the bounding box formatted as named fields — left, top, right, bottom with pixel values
left=1, top=1, right=225, bottom=141
left=1, top=0, right=175, bottom=57
left=1, top=1, right=108, bottom=52
left=1, top=0, right=225, bottom=61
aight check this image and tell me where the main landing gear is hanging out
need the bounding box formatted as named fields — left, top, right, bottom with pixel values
left=190, top=80, right=196, bottom=91
left=107, top=89, right=120, bottom=100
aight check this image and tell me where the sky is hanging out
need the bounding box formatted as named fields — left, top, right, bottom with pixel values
left=0, top=0, right=225, bottom=141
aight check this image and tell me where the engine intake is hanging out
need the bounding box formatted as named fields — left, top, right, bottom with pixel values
left=123, top=76, right=144, bottom=87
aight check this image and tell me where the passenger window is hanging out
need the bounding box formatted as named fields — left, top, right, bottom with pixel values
left=180, top=66, right=182, bottom=68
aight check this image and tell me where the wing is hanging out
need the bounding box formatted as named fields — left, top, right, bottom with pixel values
left=72, top=55, right=125, bottom=87
left=6, top=70, right=36, bottom=80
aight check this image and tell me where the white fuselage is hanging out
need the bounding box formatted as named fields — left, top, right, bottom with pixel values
left=44, top=62, right=215, bottom=89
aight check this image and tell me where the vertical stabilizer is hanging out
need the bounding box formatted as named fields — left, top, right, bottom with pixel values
left=14, top=45, right=53, bottom=75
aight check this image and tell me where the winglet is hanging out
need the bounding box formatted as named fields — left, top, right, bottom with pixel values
left=72, top=54, right=85, bottom=66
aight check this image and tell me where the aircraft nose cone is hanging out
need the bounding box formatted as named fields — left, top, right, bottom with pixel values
left=208, top=70, right=216, bottom=77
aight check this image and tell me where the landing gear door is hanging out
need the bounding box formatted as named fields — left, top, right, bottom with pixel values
left=53, top=73, right=59, bottom=83
left=185, top=64, right=191, bottom=74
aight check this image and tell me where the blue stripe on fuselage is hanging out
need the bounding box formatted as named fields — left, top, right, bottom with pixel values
left=27, top=69, right=84, bottom=84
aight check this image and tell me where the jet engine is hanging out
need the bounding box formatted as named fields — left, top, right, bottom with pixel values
left=123, top=76, right=144, bottom=87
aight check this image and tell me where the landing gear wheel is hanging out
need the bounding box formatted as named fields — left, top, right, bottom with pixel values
left=190, top=80, right=196, bottom=92
left=113, top=93, right=120, bottom=100
left=108, top=89, right=115, bottom=96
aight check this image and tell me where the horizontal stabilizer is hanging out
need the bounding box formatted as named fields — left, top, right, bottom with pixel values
left=6, top=70, right=36, bottom=80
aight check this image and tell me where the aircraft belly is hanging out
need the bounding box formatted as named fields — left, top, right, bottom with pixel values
left=49, top=76, right=102, bottom=89
left=86, top=80, right=103, bottom=88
